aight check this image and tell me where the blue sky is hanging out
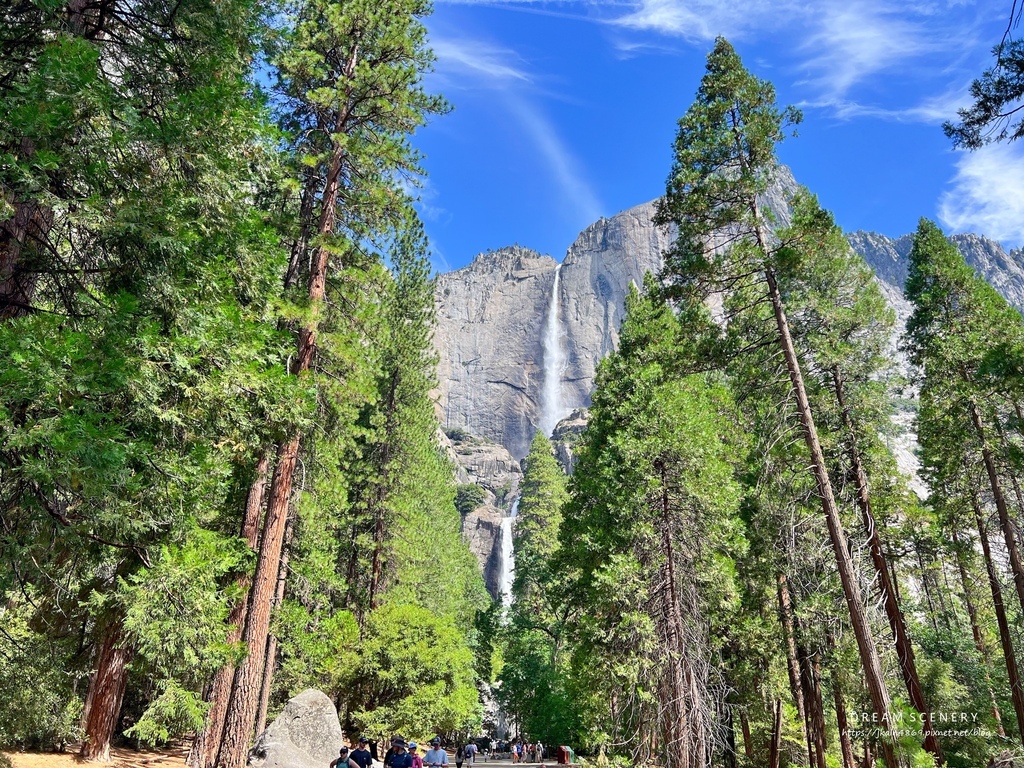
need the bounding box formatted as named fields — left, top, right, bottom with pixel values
left=412, top=1, right=1024, bottom=272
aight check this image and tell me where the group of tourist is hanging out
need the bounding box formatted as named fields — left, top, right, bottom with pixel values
left=332, top=736, right=481, bottom=768
left=505, top=740, right=545, bottom=764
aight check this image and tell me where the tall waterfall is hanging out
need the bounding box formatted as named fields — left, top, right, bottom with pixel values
left=498, top=498, right=519, bottom=606
left=541, top=264, right=565, bottom=438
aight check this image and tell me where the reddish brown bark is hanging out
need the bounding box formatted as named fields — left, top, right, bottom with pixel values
left=654, top=459, right=706, bottom=768
left=973, top=496, right=1024, bottom=744
left=832, top=670, right=857, bottom=768
left=189, top=453, right=269, bottom=768
left=951, top=527, right=1005, bottom=737
left=80, top=617, right=133, bottom=761
left=797, top=642, right=827, bottom=768
left=217, top=438, right=299, bottom=768
left=215, top=41, right=358, bottom=767
left=738, top=711, right=754, bottom=761
left=254, top=515, right=294, bottom=738
left=0, top=195, right=52, bottom=319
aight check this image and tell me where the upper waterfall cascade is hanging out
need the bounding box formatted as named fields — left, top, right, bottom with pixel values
left=541, top=264, right=566, bottom=438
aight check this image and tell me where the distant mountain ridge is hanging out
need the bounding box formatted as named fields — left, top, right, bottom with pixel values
left=848, top=230, right=1024, bottom=311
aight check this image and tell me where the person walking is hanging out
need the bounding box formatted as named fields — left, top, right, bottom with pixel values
left=464, top=742, right=477, bottom=766
left=534, top=742, right=543, bottom=763
left=388, top=738, right=413, bottom=768
left=455, top=744, right=465, bottom=768
left=425, top=739, right=448, bottom=768
left=409, top=743, right=423, bottom=768
left=331, top=747, right=359, bottom=768
left=351, top=738, right=373, bottom=768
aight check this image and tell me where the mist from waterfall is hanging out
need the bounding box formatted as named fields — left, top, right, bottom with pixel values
left=498, top=498, right=519, bottom=607
left=541, top=264, right=565, bottom=438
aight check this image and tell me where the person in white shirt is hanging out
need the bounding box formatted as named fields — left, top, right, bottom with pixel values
left=424, top=739, right=449, bottom=768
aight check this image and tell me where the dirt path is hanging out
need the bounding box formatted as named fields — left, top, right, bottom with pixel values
left=3, top=744, right=188, bottom=768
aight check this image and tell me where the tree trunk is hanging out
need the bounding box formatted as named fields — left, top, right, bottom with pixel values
left=80, top=617, right=133, bottom=761
left=723, top=705, right=737, bottom=768
left=189, top=453, right=270, bottom=768
left=217, top=437, right=299, bottom=768
left=739, top=711, right=754, bottom=761
left=831, top=367, right=941, bottom=760
left=216, top=46, right=355, bottom=765
left=0, top=194, right=52, bottom=319
left=797, top=641, right=827, bottom=768
left=654, top=459, right=705, bottom=768
left=951, top=527, right=1005, bottom=737
left=969, top=403, right=1024, bottom=619
left=768, top=700, right=783, bottom=768
left=777, top=572, right=810, bottom=762
left=368, top=505, right=387, bottom=612
left=833, top=670, right=857, bottom=768
left=972, top=495, right=1024, bottom=743
left=762, top=266, right=897, bottom=768
left=254, top=515, right=295, bottom=738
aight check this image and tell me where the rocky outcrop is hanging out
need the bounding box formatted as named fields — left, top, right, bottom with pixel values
left=461, top=504, right=505, bottom=598
left=447, top=430, right=522, bottom=507
left=249, top=690, right=343, bottom=768
left=442, top=429, right=521, bottom=598
left=551, top=409, right=589, bottom=474
left=434, top=247, right=558, bottom=461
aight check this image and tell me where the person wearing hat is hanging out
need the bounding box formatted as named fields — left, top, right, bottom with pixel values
left=409, top=743, right=423, bottom=768
left=388, top=737, right=413, bottom=768
left=330, top=747, right=359, bottom=768
left=351, top=738, right=373, bottom=768
left=424, top=739, right=448, bottom=768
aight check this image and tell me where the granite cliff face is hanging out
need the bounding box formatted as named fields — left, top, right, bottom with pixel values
left=435, top=170, right=799, bottom=461
left=438, top=171, right=1024, bottom=592
left=434, top=247, right=559, bottom=461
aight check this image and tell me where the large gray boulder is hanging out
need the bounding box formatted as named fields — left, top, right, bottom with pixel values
left=249, top=689, right=344, bottom=768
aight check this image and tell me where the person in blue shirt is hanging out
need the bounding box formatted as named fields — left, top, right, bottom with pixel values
left=350, top=738, right=373, bottom=768
left=388, top=737, right=413, bottom=768
left=424, top=738, right=448, bottom=768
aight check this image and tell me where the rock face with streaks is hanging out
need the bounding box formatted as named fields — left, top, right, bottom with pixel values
left=433, top=169, right=801, bottom=462
left=461, top=504, right=505, bottom=599
left=434, top=246, right=558, bottom=462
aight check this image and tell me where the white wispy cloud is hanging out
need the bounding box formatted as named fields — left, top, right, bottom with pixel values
left=429, top=34, right=604, bottom=226
left=939, top=143, right=1024, bottom=247
left=795, top=1, right=958, bottom=99
left=802, top=86, right=971, bottom=124
left=505, top=92, right=604, bottom=224
left=607, top=0, right=979, bottom=109
left=432, top=37, right=532, bottom=82
left=613, top=0, right=794, bottom=41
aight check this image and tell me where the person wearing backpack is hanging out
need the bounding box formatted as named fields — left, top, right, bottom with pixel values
left=388, top=738, right=413, bottom=768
